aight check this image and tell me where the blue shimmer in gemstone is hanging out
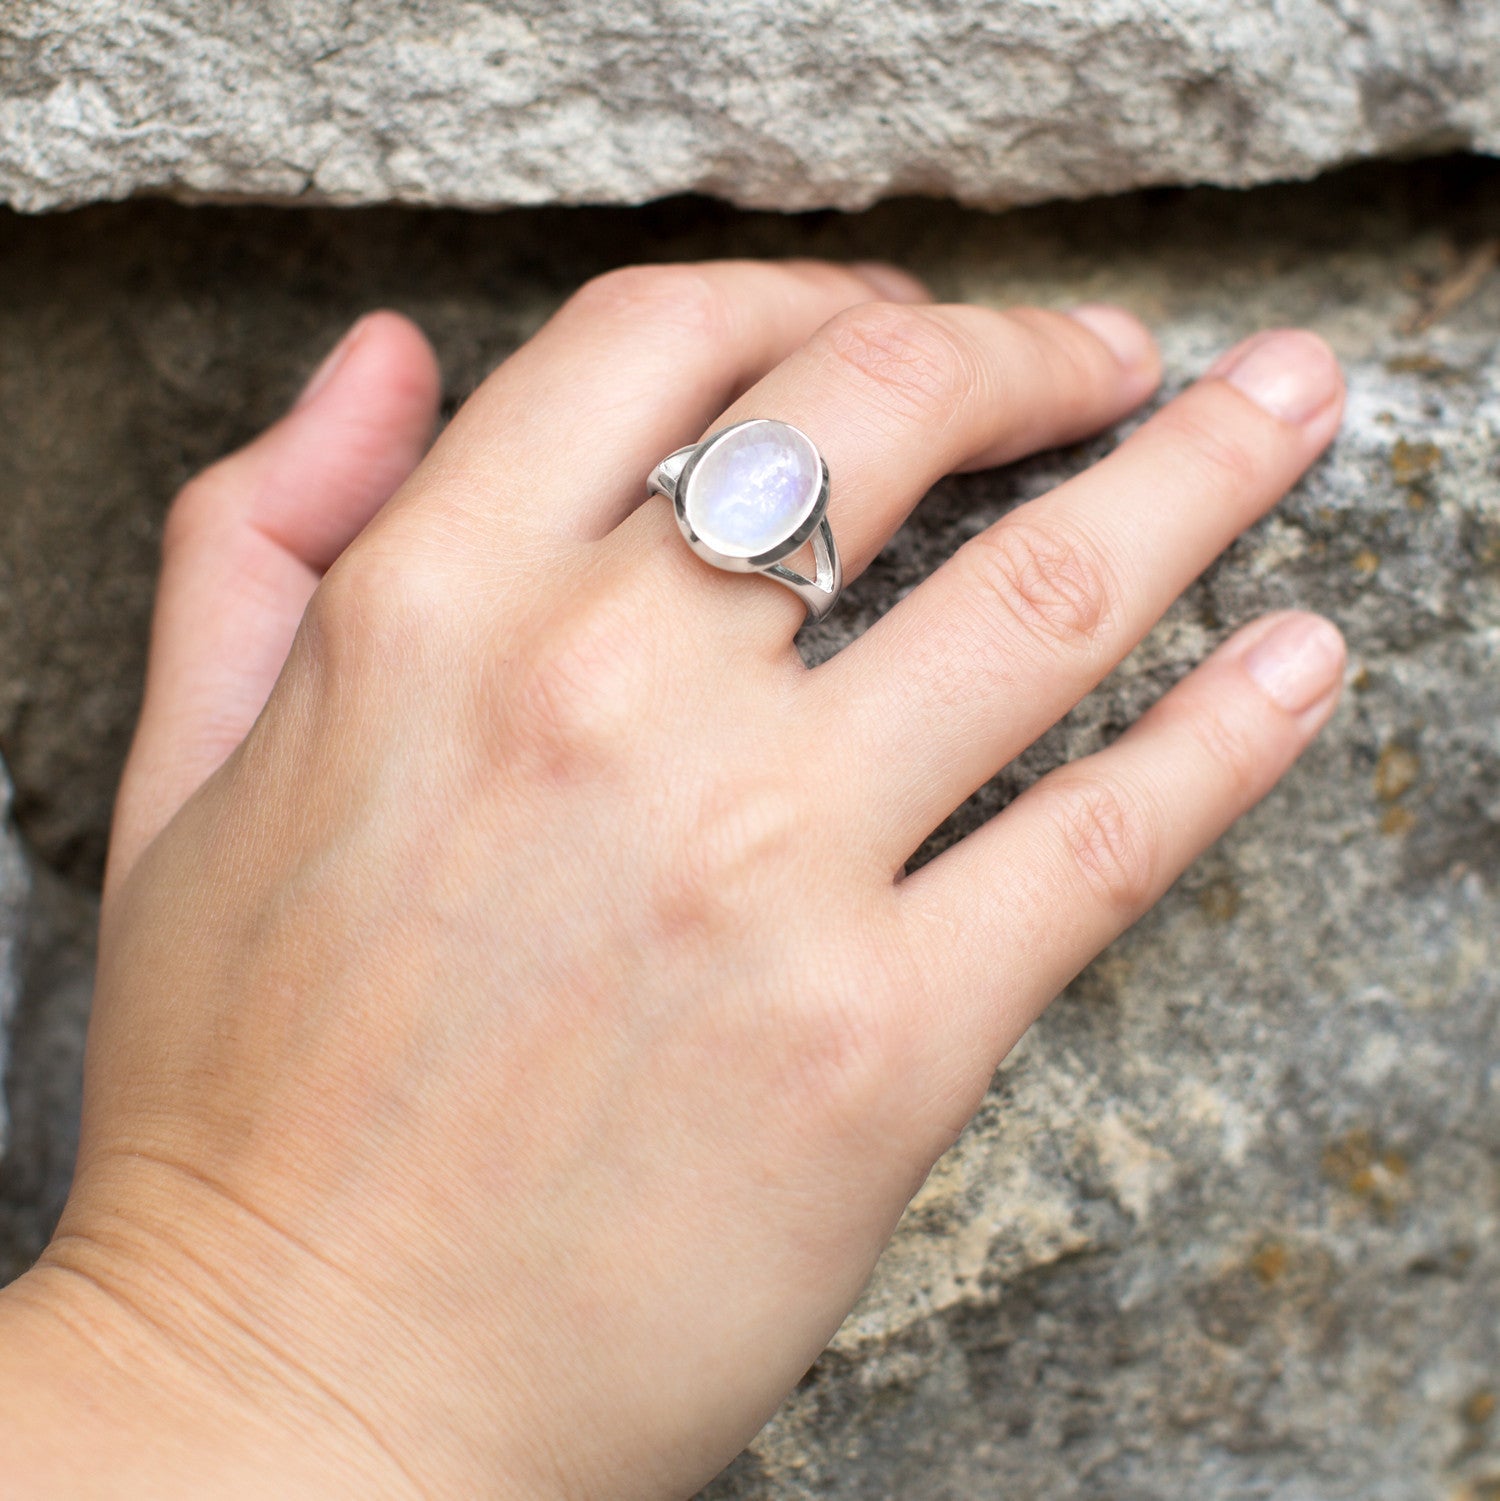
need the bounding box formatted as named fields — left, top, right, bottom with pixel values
left=685, top=422, right=820, bottom=558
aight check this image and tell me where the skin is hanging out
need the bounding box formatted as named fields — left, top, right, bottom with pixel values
left=0, top=260, right=1347, bottom=1498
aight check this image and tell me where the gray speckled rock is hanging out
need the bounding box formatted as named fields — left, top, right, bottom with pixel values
left=0, top=763, right=27, bottom=1165
left=3, top=1, right=1500, bottom=213
left=739, top=328, right=1500, bottom=1498
left=0, top=160, right=1498, bottom=1493
left=0, top=758, right=93, bottom=1283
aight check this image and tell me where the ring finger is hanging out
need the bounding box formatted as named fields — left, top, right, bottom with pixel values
left=612, top=299, right=1162, bottom=644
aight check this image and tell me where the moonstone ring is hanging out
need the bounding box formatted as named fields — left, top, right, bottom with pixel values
left=647, top=418, right=843, bottom=622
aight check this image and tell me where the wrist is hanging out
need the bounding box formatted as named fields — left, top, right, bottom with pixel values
left=0, top=1214, right=421, bottom=1498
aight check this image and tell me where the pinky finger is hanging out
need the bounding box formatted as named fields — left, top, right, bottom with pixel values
left=899, top=610, right=1347, bottom=1077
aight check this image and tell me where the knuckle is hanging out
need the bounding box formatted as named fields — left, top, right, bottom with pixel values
left=819, top=301, right=972, bottom=421
left=1004, top=305, right=1114, bottom=383
left=564, top=263, right=730, bottom=344
left=776, top=975, right=916, bottom=1144
left=961, top=519, right=1115, bottom=651
left=989, top=305, right=1080, bottom=377
left=301, top=544, right=453, bottom=673
left=1180, top=699, right=1262, bottom=806
left=1153, top=400, right=1264, bottom=494
left=653, top=828, right=920, bottom=1146
left=647, top=782, right=801, bottom=948
left=501, top=590, right=655, bottom=784
left=1045, top=772, right=1160, bottom=914
left=1046, top=314, right=1126, bottom=395
left=297, top=568, right=361, bottom=677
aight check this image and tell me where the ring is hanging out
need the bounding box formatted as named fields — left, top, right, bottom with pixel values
left=647, top=419, right=843, bottom=622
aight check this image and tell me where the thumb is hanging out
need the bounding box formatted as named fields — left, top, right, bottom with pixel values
left=106, top=311, right=441, bottom=899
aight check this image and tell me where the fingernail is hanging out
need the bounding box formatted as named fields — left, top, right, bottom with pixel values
left=851, top=262, right=930, bottom=303
left=1243, top=613, right=1346, bottom=713
left=294, top=316, right=369, bottom=410
left=1066, top=304, right=1156, bottom=371
left=1209, top=329, right=1342, bottom=425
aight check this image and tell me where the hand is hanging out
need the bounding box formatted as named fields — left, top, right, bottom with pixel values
left=0, top=262, right=1345, bottom=1498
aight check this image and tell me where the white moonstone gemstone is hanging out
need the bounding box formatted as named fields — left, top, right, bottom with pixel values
left=683, top=421, right=821, bottom=559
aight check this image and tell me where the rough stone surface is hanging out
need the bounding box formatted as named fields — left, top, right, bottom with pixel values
left=0, top=757, right=94, bottom=1281
left=0, top=788, right=92, bottom=1282
left=1, top=159, right=1498, bottom=1494
left=0, top=765, right=28, bottom=1169
left=4, top=2, right=1500, bottom=214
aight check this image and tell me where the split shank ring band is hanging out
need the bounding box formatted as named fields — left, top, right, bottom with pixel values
left=647, top=418, right=844, bottom=622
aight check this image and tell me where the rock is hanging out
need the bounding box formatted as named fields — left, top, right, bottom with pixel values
left=1, top=158, right=1498, bottom=1494
left=0, top=763, right=27, bottom=1164
left=3, top=1, right=1500, bottom=214
left=0, top=759, right=93, bottom=1284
